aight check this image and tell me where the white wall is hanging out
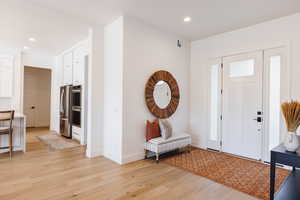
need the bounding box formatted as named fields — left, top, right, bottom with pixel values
left=190, top=13, right=300, bottom=149
left=103, top=17, right=124, bottom=164
left=122, top=17, right=190, bottom=163
left=23, top=52, right=54, bottom=69
left=86, top=27, right=105, bottom=158
left=50, top=55, right=63, bottom=132
left=101, top=16, right=190, bottom=164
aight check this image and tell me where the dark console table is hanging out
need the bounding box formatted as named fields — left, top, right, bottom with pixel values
left=270, top=144, right=300, bottom=200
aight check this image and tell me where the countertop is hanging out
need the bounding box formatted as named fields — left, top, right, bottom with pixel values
left=14, top=113, right=25, bottom=118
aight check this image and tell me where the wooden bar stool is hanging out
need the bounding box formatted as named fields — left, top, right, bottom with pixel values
left=0, top=110, right=15, bottom=159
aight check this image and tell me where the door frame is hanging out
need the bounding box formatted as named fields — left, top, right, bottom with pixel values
left=207, top=44, right=290, bottom=162
left=207, top=58, right=223, bottom=151
left=262, top=46, right=290, bottom=161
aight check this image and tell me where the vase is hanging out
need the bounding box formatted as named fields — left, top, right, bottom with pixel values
left=284, top=131, right=299, bottom=152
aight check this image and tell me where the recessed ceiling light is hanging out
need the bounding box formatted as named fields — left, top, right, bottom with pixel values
left=28, top=37, right=36, bottom=42
left=23, top=46, right=30, bottom=50
left=184, top=17, right=191, bottom=22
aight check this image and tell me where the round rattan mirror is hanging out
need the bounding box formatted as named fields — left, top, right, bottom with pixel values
left=145, top=70, right=180, bottom=118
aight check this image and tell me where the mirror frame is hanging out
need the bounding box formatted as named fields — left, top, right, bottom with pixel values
left=145, top=70, right=180, bottom=118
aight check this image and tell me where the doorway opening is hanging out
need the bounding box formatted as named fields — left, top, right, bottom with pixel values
left=23, top=66, right=51, bottom=151
left=208, top=46, right=289, bottom=162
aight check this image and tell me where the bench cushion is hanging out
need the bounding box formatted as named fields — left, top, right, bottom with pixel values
left=145, top=133, right=191, bottom=153
left=148, top=133, right=190, bottom=145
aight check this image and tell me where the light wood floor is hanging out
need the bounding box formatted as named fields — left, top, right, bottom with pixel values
left=0, top=128, right=257, bottom=200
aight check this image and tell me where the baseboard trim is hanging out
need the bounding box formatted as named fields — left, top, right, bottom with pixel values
left=190, top=134, right=206, bottom=149
left=86, top=147, right=103, bottom=158
left=122, top=152, right=145, bottom=164
left=103, top=152, right=122, bottom=165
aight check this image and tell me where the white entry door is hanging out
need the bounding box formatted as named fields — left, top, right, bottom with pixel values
left=222, top=51, right=263, bottom=160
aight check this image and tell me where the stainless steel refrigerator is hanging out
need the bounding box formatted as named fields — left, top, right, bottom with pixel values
left=60, top=85, right=72, bottom=138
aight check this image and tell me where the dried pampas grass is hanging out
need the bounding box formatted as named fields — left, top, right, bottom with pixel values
left=281, top=100, right=300, bottom=132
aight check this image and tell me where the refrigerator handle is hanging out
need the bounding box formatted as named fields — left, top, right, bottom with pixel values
left=60, top=89, right=64, bottom=114
left=65, top=86, right=70, bottom=118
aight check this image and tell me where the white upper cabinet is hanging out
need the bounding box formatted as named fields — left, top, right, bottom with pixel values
left=61, top=40, right=88, bottom=86
left=0, top=56, right=13, bottom=98
left=72, top=46, right=85, bottom=86
left=63, top=51, right=73, bottom=85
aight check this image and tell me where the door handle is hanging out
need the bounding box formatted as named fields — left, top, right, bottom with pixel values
left=253, top=117, right=262, bottom=122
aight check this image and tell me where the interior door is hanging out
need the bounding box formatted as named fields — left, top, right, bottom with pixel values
left=222, top=51, right=263, bottom=160
left=24, top=102, right=36, bottom=127
left=23, top=71, right=36, bottom=128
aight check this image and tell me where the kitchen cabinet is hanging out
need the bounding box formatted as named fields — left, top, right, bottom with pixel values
left=58, top=39, right=89, bottom=145
left=0, top=56, right=13, bottom=98
left=62, top=46, right=87, bottom=86
left=63, top=52, right=73, bottom=85
left=72, top=125, right=81, bottom=142
left=72, top=46, right=85, bottom=86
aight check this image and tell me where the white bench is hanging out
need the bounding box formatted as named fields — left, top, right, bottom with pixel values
left=144, top=133, right=192, bottom=163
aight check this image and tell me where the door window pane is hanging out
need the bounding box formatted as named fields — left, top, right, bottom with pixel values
left=269, top=56, right=281, bottom=150
left=229, top=59, right=254, bottom=77
left=210, top=64, right=219, bottom=141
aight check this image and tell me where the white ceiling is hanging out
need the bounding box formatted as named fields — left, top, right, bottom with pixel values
left=0, top=0, right=90, bottom=55
left=28, top=0, right=300, bottom=40
left=1, top=0, right=300, bottom=55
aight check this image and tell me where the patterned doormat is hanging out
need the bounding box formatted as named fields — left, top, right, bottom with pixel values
left=162, top=148, right=289, bottom=200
